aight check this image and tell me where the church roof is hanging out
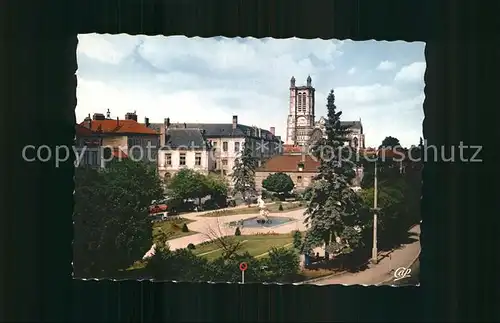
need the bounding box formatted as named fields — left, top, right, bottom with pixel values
left=315, top=117, right=363, bottom=130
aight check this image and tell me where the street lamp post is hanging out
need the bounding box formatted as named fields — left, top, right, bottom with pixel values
left=371, top=159, right=380, bottom=264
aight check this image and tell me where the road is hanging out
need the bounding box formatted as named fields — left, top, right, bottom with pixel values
left=143, top=205, right=308, bottom=257
left=307, top=224, right=421, bottom=286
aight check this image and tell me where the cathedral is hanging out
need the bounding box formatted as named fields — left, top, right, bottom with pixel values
left=285, top=76, right=366, bottom=152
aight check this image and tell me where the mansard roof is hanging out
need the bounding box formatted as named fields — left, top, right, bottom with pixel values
left=148, top=122, right=280, bottom=141
left=161, top=128, right=210, bottom=150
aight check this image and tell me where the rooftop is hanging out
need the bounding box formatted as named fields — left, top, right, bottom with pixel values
left=79, top=119, right=158, bottom=135
left=256, top=154, right=320, bottom=173
left=162, top=128, right=210, bottom=150
left=148, top=122, right=280, bottom=141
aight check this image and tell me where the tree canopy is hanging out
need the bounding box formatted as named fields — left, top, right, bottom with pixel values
left=262, top=172, right=294, bottom=195
left=379, top=136, right=401, bottom=149
left=168, top=168, right=209, bottom=200
left=231, top=142, right=258, bottom=203
left=302, top=90, right=365, bottom=256
left=73, top=159, right=164, bottom=277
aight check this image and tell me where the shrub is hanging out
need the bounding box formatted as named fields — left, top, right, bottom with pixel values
left=235, top=227, right=241, bottom=236
left=262, top=247, right=300, bottom=283
left=292, top=230, right=302, bottom=250
left=181, top=223, right=189, bottom=232
left=202, top=198, right=219, bottom=210
left=278, top=203, right=284, bottom=211
left=261, top=189, right=271, bottom=199
left=187, top=243, right=196, bottom=250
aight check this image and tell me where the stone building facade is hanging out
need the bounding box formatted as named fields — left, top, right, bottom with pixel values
left=255, top=154, right=320, bottom=192
left=285, top=76, right=366, bottom=152
left=286, top=76, right=316, bottom=146
left=148, top=115, right=283, bottom=184
left=313, top=117, right=366, bottom=153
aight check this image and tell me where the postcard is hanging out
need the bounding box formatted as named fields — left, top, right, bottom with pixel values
left=71, top=34, right=423, bottom=285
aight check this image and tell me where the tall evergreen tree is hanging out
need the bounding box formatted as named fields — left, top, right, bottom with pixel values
left=303, top=90, right=366, bottom=257
left=231, top=141, right=258, bottom=205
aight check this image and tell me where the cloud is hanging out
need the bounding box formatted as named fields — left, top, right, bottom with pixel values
left=76, top=35, right=424, bottom=148
left=335, top=84, right=401, bottom=105
left=376, top=60, right=396, bottom=71
left=394, top=62, right=426, bottom=83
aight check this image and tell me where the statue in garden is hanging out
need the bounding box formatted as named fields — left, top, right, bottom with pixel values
left=257, top=194, right=270, bottom=223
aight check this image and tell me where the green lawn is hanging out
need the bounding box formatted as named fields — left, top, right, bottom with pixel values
left=192, top=233, right=294, bottom=261
left=152, top=218, right=196, bottom=243
left=200, top=202, right=304, bottom=217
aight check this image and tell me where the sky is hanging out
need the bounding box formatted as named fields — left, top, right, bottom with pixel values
left=76, top=34, right=425, bottom=148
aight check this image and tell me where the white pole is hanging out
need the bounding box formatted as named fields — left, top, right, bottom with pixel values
left=371, top=159, right=378, bottom=264
left=241, top=271, right=245, bottom=284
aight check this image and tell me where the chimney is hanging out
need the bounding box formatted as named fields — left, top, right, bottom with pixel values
left=232, top=115, right=238, bottom=130
left=92, top=113, right=105, bottom=120
left=144, top=117, right=150, bottom=127
left=160, top=125, right=166, bottom=147
left=116, top=116, right=119, bottom=127
left=270, top=127, right=275, bottom=135
left=125, top=112, right=138, bottom=121
left=183, top=123, right=187, bottom=128
left=84, top=114, right=92, bottom=129
left=164, top=118, right=170, bottom=127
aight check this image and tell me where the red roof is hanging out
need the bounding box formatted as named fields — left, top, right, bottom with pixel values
left=257, top=155, right=320, bottom=173
left=75, top=124, right=94, bottom=137
left=283, top=144, right=304, bottom=153
left=79, top=119, right=158, bottom=135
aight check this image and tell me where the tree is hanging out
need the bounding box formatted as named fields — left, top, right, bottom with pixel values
left=231, top=141, right=258, bottom=205
left=261, top=247, right=300, bottom=283
left=203, top=218, right=244, bottom=260
left=73, top=159, right=164, bottom=277
left=262, top=172, right=294, bottom=195
left=168, top=169, right=209, bottom=202
left=204, top=173, right=229, bottom=206
left=379, top=136, right=401, bottom=149
left=292, top=230, right=303, bottom=250
left=302, top=89, right=365, bottom=258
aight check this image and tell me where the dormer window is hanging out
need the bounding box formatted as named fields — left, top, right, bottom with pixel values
left=297, top=162, right=304, bottom=172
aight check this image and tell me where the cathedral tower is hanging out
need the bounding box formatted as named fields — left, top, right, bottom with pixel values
left=286, top=75, right=315, bottom=145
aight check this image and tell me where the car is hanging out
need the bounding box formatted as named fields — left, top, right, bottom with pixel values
left=149, top=203, right=168, bottom=214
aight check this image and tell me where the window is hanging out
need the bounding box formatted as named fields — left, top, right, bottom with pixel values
left=165, top=153, right=172, bottom=166
left=212, top=141, right=217, bottom=148
left=86, top=149, right=98, bottom=166
left=179, top=153, right=186, bottom=166
left=222, top=159, right=228, bottom=166
left=298, top=94, right=302, bottom=107
left=222, top=141, right=228, bottom=152
left=234, top=142, right=240, bottom=152
left=302, top=93, right=306, bottom=107
left=195, top=153, right=201, bottom=166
